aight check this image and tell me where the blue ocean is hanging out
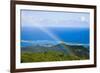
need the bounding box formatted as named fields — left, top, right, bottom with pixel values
left=21, top=27, right=89, bottom=47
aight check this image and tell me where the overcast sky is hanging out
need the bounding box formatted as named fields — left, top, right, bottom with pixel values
left=21, top=10, right=90, bottom=28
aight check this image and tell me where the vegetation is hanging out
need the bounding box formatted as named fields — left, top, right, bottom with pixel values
left=21, top=51, right=88, bottom=63
left=21, top=42, right=89, bottom=63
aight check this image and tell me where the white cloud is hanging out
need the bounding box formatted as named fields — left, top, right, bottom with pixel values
left=81, top=16, right=86, bottom=22
left=21, top=11, right=89, bottom=28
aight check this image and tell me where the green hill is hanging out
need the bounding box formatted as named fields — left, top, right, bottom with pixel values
left=21, top=42, right=89, bottom=63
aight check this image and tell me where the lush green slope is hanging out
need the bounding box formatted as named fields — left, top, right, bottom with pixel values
left=21, top=43, right=89, bottom=63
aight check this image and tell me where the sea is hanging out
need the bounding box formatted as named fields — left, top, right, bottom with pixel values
left=21, top=27, right=89, bottom=47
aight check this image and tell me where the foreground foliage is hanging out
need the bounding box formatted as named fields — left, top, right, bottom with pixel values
left=21, top=51, right=88, bottom=63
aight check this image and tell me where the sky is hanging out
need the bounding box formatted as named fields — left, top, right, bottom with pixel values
left=21, top=10, right=90, bottom=28
left=21, top=10, right=90, bottom=45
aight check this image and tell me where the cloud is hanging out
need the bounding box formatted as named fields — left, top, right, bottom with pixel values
left=21, top=40, right=34, bottom=43
left=21, top=10, right=90, bottom=28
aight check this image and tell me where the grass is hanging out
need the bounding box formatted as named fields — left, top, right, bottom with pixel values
left=21, top=51, right=88, bottom=63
